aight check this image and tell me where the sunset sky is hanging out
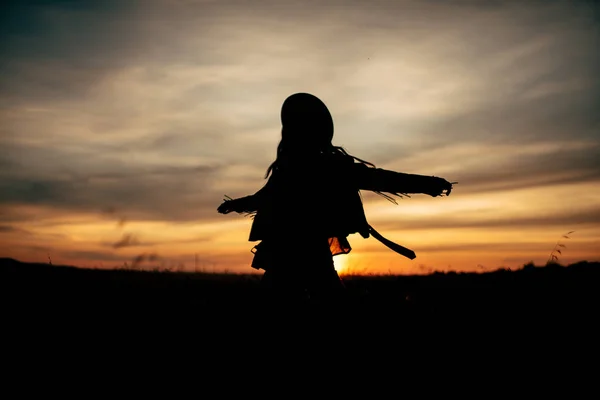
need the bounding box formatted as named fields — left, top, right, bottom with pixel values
left=1, top=0, right=599, bottom=274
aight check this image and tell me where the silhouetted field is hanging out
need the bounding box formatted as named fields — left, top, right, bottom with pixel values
left=6, top=257, right=596, bottom=373
left=3, top=258, right=598, bottom=328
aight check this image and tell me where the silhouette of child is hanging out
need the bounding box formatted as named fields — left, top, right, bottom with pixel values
left=218, top=93, right=454, bottom=304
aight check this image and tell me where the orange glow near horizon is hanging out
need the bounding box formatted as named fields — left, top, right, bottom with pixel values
left=2, top=193, right=599, bottom=275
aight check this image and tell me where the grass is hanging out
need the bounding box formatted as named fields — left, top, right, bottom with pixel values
left=2, top=256, right=598, bottom=356
left=547, top=230, right=575, bottom=264
left=2, top=256, right=598, bottom=309
left=0, top=225, right=594, bottom=327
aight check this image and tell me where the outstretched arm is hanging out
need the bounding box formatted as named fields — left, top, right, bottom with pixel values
left=217, top=195, right=256, bottom=215
left=353, top=164, right=454, bottom=197
left=217, top=182, right=270, bottom=215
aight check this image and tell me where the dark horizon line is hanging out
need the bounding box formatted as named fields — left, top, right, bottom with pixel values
left=1, top=257, right=598, bottom=278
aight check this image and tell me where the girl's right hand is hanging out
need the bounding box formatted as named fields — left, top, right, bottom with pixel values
left=217, top=199, right=235, bottom=214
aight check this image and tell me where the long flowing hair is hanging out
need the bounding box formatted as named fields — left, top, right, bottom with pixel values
left=264, top=131, right=406, bottom=204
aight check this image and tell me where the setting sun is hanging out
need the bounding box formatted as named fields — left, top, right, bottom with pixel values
left=333, top=254, right=349, bottom=275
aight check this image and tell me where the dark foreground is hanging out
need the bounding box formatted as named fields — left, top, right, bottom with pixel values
left=3, top=257, right=600, bottom=372
left=3, top=258, right=596, bottom=383
left=3, top=258, right=598, bottom=326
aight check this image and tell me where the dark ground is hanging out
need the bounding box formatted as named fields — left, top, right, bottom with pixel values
left=3, top=257, right=599, bottom=370
left=3, top=257, right=598, bottom=324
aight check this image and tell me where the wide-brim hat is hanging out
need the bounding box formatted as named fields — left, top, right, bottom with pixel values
left=280, top=93, right=334, bottom=143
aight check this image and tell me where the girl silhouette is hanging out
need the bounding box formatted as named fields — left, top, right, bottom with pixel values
left=218, top=93, right=454, bottom=304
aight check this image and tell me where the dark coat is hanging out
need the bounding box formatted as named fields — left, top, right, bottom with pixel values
left=248, top=152, right=370, bottom=243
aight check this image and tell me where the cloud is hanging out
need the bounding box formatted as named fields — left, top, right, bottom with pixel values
left=0, top=1, right=150, bottom=106
left=0, top=165, right=223, bottom=222
left=0, top=136, right=226, bottom=222
left=104, top=232, right=211, bottom=249
left=59, top=250, right=127, bottom=263
left=370, top=205, right=600, bottom=232
left=112, top=233, right=140, bottom=249
left=436, top=143, right=600, bottom=195
left=0, top=225, right=33, bottom=235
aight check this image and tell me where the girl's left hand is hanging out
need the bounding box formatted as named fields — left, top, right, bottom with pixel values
left=426, top=178, right=454, bottom=197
